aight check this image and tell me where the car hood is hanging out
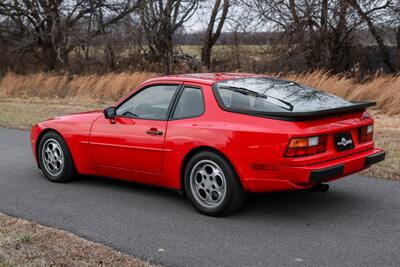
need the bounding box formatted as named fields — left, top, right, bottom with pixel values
left=44, top=109, right=103, bottom=122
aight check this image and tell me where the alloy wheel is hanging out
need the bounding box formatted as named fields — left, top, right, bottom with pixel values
left=41, top=138, right=64, bottom=177
left=189, top=159, right=227, bottom=208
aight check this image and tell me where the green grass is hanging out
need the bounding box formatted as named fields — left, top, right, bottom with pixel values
left=180, top=45, right=273, bottom=59
left=69, top=44, right=274, bottom=61
left=0, top=257, right=13, bottom=267
left=0, top=98, right=107, bottom=129
left=16, top=234, right=36, bottom=245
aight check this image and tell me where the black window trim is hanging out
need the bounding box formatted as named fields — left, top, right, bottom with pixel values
left=168, top=85, right=206, bottom=121
left=211, top=78, right=376, bottom=122
left=115, top=83, right=183, bottom=121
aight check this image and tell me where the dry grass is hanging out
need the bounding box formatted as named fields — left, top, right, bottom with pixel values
left=0, top=72, right=158, bottom=102
left=283, top=70, right=400, bottom=115
left=361, top=111, right=400, bottom=180
left=1, top=70, right=399, bottom=114
left=0, top=212, right=154, bottom=267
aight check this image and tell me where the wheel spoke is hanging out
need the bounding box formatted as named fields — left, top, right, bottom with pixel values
left=206, top=192, right=213, bottom=202
left=193, top=181, right=201, bottom=191
left=215, top=186, right=225, bottom=195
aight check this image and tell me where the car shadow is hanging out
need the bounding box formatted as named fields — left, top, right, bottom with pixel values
left=77, top=174, right=184, bottom=200
left=235, top=187, right=363, bottom=222
left=73, top=175, right=363, bottom=221
left=78, top=175, right=180, bottom=197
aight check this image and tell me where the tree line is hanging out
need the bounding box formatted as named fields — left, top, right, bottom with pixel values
left=0, top=0, right=399, bottom=75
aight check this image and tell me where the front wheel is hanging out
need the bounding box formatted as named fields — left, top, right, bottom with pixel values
left=38, top=131, right=77, bottom=182
left=184, top=151, right=247, bottom=216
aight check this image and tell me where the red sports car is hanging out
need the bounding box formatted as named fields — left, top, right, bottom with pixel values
left=31, top=73, right=385, bottom=216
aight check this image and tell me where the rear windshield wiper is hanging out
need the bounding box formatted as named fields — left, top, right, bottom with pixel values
left=219, top=86, right=294, bottom=111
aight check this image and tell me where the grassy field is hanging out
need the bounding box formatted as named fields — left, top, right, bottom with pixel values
left=180, top=44, right=273, bottom=59
left=75, top=44, right=273, bottom=60
left=362, top=113, right=400, bottom=180
left=1, top=70, right=399, bottom=114
left=0, top=98, right=108, bottom=129
left=0, top=213, right=153, bottom=266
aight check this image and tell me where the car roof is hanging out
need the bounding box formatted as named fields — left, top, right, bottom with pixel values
left=145, top=73, right=264, bottom=86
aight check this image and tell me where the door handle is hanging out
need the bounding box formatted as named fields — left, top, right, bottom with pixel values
left=146, top=128, right=163, bottom=136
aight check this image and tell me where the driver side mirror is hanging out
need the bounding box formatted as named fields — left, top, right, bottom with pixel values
left=103, top=107, right=116, bottom=120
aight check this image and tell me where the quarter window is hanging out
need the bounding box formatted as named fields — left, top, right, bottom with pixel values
left=172, top=87, right=204, bottom=119
left=116, top=85, right=179, bottom=120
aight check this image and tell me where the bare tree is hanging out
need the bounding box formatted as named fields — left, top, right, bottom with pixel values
left=1, top=0, right=397, bottom=74
left=397, top=26, right=400, bottom=71
left=221, top=1, right=261, bottom=71
left=249, top=0, right=398, bottom=72
left=347, top=0, right=396, bottom=72
left=201, top=0, right=230, bottom=69
left=249, top=0, right=354, bottom=71
left=0, top=0, right=141, bottom=71
left=139, top=0, right=198, bottom=74
left=387, top=1, right=400, bottom=70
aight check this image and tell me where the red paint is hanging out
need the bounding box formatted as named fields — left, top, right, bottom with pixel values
left=31, top=73, right=385, bottom=193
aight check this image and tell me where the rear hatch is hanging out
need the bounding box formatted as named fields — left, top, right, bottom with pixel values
left=213, top=76, right=375, bottom=121
left=212, top=77, right=375, bottom=165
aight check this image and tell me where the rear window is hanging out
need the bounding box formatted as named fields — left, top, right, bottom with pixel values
left=213, top=77, right=353, bottom=113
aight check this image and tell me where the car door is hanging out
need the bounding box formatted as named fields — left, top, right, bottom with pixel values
left=89, top=83, right=181, bottom=174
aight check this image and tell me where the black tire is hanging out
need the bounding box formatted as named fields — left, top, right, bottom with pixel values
left=184, top=150, right=247, bottom=216
left=37, top=131, right=77, bottom=182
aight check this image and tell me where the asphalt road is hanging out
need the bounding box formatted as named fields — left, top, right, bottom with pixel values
left=0, top=127, right=399, bottom=266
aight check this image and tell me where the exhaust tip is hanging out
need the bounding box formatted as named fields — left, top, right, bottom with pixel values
left=308, top=183, right=329, bottom=193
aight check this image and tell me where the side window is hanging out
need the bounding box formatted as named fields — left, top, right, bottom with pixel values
left=116, top=85, right=178, bottom=120
left=172, top=87, right=204, bottom=119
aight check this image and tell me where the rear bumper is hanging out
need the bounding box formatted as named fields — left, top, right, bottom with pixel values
left=309, top=150, right=386, bottom=183
left=245, top=148, right=385, bottom=192
left=309, top=164, right=344, bottom=183
left=365, top=151, right=386, bottom=166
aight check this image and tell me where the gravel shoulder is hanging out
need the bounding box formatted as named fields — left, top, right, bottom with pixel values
left=0, top=213, right=154, bottom=267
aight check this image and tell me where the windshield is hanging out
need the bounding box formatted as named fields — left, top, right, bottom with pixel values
left=214, top=77, right=353, bottom=113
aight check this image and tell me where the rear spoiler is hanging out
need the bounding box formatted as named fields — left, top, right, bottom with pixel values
left=235, top=101, right=376, bottom=121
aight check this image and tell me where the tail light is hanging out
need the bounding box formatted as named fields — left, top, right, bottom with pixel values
left=285, top=135, right=327, bottom=157
left=358, top=124, right=373, bottom=143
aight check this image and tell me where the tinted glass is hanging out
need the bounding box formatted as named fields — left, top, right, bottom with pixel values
left=215, top=77, right=353, bottom=113
left=172, top=87, right=204, bottom=119
left=117, top=85, right=178, bottom=120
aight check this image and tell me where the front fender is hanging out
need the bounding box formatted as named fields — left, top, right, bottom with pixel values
left=30, top=111, right=102, bottom=175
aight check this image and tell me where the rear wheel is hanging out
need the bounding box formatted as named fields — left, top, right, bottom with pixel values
left=184, top=151, right=247, bottom=216
left=38, top=131, right=77, bottom=182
